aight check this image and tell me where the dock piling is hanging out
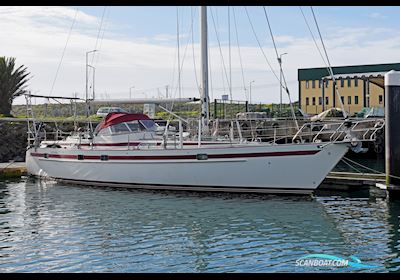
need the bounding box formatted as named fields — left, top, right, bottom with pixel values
left=385, top=70, right=400, bottom=198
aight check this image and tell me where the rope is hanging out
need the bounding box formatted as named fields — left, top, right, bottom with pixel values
left=165, top=7, right=193, bottom=126
left=208, top=28, right=215, bottom=101
left=244, top=7, right=281, bottom=86
left=210, top=7, right=231, bottom=94
left=262, top=6, right=299, bottom=130
left=263, top=7, right=279, bottom=60
left=178, top=10, right=196, bottom=98
left=171, top=7, right=195, bottom=108
left=91, top=6, right=107, bottom=66
left=342, top=156, right=400, bottom=180
left=310, top=6, right=347, bottom=119
left=340, top=158, right=364, bottom=174
left=228, top=6, right=232, bottom=100
left=232, top=7, right=248, bottom=101
left=93, top=7, right=110, bottom=67
left=245, top=6, right=298, bottom=122
left=49, top=8, right=78, bottom=97
left=342, top=156, right=383, bottom=175
left=169, top=38, right=178, bottom=111
left=298, top=7, right=328, bottom=68
left=86, top=7, right=108, bottom=99
left=214, top=9, right=227, bottom=97
left=191, top=7, right=201, bottom=95
left=176, top=6, right=182, bottom=99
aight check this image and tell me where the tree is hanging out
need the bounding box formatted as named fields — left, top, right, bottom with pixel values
left=0, top=57, right=30, bottom=116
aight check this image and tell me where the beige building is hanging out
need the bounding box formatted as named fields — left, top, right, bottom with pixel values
left=298, top=63, right=400, bottom=115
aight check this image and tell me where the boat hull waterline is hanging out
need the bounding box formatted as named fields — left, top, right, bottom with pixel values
left=26, top=142, right=349, bottom=195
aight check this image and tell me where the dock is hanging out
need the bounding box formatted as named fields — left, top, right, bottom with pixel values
left=0, top=162, right=27, bottom=178
left=324, top=171, right=385, bottom=185
left=319, top=171, right=385, bottom=191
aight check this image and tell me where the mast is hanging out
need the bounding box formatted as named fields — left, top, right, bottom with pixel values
left=200, top=6, right=210, bottom=131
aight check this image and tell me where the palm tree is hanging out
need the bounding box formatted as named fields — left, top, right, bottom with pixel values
left=0, top=57, right=30, bottom=116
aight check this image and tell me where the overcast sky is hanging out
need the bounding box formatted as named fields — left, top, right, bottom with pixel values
left=2, top=6, right=399, bottom=105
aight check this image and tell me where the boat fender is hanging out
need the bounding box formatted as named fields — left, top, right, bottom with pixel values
left=374, top=135, right=383, bottom=145
left=374, top=144, right=383, bottom=154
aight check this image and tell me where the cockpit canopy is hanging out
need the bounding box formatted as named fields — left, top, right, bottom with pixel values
left=94, top=113, right=158, bottom=135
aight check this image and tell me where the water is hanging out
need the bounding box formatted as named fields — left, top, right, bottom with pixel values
left=333, top=155, right=385, bottom=173
left=0, top=178, right=399, bottom=272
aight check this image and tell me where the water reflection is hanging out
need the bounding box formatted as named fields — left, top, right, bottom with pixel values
left=0, top=178, right=398, bottom=272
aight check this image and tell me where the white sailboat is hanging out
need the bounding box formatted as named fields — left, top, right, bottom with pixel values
left=25, top=7, right=379, bottom=195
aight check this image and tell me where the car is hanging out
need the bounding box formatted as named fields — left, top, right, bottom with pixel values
left=275, top=108, right=310, bottom=119
left=96, top=107, right=128, bottom=117
left=236, top=112, right=269, bottom=120
left=356, top=107, right=384, bottom=118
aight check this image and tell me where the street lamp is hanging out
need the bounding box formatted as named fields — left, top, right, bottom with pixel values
left=88, top=65, right=95, bottom=100
left=129, top=86, right=135, bottom=99
left=86, top=49, right=98, bottom=102
left=278, top=52, right=288, bottom=115
left=249, top=80, right=255, bottom=105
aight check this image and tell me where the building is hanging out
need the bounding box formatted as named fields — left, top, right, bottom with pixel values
left=298, top=62, right=400, bottom=115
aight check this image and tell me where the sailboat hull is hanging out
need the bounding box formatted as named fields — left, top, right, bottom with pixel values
left=26, top=142, right=348, bottom=195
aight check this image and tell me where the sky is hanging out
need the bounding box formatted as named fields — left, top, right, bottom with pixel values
left=1, top=6, right=399, bottom=105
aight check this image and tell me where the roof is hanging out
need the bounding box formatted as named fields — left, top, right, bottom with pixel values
left=322, top=71, right=387, bottom=80
left=298, top=62, right=400, bottom=81
left=322, top=71, right=386, bottom=88
left=95, top=112, right=151, bottom=133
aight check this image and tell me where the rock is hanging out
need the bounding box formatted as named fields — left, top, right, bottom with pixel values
left=0, top=121, right=28, bottom=162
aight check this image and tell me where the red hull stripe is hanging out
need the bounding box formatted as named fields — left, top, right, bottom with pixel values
left=31, top=150, right=319, bottom=160
left=31, top=153, right=45, bottom=157
left=78, top=142, right=225, bottom=147
left=80, top=142, right=141, bottom=147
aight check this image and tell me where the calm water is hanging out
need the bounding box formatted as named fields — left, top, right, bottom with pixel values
left=333, top=154, right=385, bottom=173
left=0, top=178, right=399, bottom=272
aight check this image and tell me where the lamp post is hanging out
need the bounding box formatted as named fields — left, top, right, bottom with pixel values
left=86, top=50, right=98, bottom=102
left=129, top=86, right=135, bottom=99
left=249, top=80, right=255, bottom=107
left=278, top=52, right=287, bottom=115
left=88, top=65, right=95, bottom=100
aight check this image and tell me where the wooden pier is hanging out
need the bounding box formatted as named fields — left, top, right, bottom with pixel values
left=319, top=171, right=385, bottom=190
left=0, top=162, right=27, bottom=178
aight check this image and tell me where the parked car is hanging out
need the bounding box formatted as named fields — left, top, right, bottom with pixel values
left=96, top=107, right=128, bottom=117
left=356, top=107, right=384, bottom=118
left=236, top=112, right=269, bottom=120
